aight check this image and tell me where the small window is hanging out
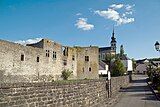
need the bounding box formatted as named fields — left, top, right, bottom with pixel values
left=72, top=55, right=75, bottom=61
left=63, top=60, right=67, bottom=66
left=21, top=54, right=24, bottom=61
left=85, top=56, right=89, bottom=61
left=63, top=47, right=68, bottom=56
left=46, top=50, right=50, bottom=57
left=89, top=67, right=91, bottom=72
left=55, top=52, right=57, bottom=58
left=53, top=51, right=57, bottom=59
left=37, top=57, right=39, bottom=62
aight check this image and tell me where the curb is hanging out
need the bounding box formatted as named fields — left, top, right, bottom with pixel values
left=146, top=79, right=160, bottom=101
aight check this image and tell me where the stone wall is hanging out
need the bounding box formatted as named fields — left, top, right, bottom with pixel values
left=111, top=76, right=129, bottom=96
left=0, top=76, right=129, bottom=107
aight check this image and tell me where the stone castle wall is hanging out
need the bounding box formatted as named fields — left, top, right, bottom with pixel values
left=0, top=76, right=129, bottom=107
left=0, top=39, right=99, bottom=83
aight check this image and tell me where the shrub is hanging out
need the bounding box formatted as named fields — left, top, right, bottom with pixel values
left=61, top=69, right=73, bottom=80
left=157, top=86, right=160, bottom=94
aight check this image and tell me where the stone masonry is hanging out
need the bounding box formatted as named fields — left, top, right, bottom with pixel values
left=0, top=39, right=99, bottom=83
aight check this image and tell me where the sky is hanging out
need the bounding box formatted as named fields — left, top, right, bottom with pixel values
left=0, top=0, right=160, bottom=59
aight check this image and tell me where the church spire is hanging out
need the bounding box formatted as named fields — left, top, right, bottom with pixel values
left=112, top=26, right=115, bottom=37
left=110, top=26, right=117, bottom=53
left=111, top=26, right=116, bottom=42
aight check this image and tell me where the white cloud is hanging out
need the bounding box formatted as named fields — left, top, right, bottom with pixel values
left=110, top=4, right=124, bottom=9
left=94, top=3, right=135, bottom=25
left=15, top=38, right=42, bottom=45
left=76, top=13, right=82, bottom=16
left=75, top=18, right=94, bottom=31
left=125, top=11, right=133, bottom=15
left=95, top=9, right=120, bottom=21
left=125, top=4, right=135, bottom=11
left=117, top=17, right=134, bottom=25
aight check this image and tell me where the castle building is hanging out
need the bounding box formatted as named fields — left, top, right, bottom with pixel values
left=0, top=39, right=99, bottom=83
left=99, top=29, right=117, bottom=61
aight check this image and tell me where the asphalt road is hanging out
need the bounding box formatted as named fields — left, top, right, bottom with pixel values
left=113, top=75, right=160, bottom=107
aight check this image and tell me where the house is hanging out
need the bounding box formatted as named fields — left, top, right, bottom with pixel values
left=120, top=55, right=133, bottom=72
left=99, top=60, right=108, bottom=75
left=152, top=61, right=160, bottom=68
left=136, top=59, right=149, bottom=74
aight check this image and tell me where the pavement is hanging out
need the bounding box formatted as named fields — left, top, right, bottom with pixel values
left=113, top=75, right=160, bottom=107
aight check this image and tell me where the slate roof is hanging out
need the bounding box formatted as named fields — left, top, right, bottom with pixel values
left=99, top=47, right=111, bottom=52
left=136, top=58, right=149, bottom=64
left=99, top=60, right=108, bottom=70
left=120, top=55, right=130, bottom=60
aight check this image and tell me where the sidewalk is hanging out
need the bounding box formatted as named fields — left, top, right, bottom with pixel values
left=113, top=75, right=160, bottom=107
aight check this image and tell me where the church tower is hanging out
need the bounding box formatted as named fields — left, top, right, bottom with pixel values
left=110, top=28, right=117, bottom=53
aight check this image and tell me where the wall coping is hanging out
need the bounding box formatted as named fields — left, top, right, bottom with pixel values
left=0, top=79, right=106, bottom=89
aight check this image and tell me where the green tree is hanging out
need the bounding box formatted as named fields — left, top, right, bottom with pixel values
left=120, top=45, right=124, bottom=58
left=105, top=54, right=115, bottom=63
left=61, top=69, right=73, bottom=80
left=132, top=58, right=137, bottom=72
left=105, top=54, right=115, bottom=71
left=111, top=58, right=126, bottom=77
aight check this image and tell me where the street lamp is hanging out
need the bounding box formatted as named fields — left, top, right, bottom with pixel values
left=154, top=41, right=160, bottom=52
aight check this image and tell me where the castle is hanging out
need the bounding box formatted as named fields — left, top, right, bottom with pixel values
left=0, top=39, right=99, bottom=83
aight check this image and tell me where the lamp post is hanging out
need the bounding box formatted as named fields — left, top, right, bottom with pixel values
left=154, top=41, right=160, bottom=52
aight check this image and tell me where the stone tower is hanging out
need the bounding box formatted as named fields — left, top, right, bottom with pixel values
left=110, top=28, right=117, bottom=53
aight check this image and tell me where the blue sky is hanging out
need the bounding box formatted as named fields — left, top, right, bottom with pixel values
left=0, top=0, right=160, bottom=59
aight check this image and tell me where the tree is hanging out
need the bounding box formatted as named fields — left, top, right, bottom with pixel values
left=111, top=58, right=126, bottom=77
left=132, top=58, right=137, bottom=72
left=61, top=69, right=73, bottom=80
left=120, top=45, right=124, bottom=58
left=105, top=54, right=115, bottom=71
left=105, top=54, right=115, bottom=63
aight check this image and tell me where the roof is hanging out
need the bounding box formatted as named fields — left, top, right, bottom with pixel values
left=150, top=61, right=158, bottom=67
left=99, top=47, right=111, bottom=52
left=120, top=55, right=130, bottom=60
left=136, top=58, right=149, bottom=64
left=99, top=60, right=108, bottom=70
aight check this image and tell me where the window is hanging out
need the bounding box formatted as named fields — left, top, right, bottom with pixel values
left=21, top=54, right=24, bottom=61
left=72, top=55, right=75, bottom=61
left=37, top=56, right=39, bottom=62
left=63, top=47, right=68, bottom=56
left=85, top=56, right=89, bottom=61
left=53, top=51, right=57, bottom=59
left=63, top=60, right=67, bottom=66
left=89, top=67, right=91, bottom=72
left=46, top=50, right=50, bottom=57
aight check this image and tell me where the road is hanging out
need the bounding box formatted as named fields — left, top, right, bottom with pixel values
left=113, top=75, right=160, bottom=107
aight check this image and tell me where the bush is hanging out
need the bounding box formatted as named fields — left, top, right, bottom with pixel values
left=157, top=86, right=160, bottom=94
left=61, top=69, right=73, bottom=80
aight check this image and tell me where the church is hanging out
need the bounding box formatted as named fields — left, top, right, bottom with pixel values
left=99, top=29, right=117, bottom=61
